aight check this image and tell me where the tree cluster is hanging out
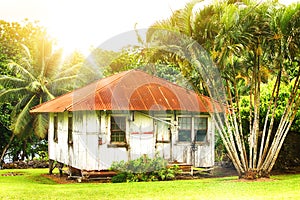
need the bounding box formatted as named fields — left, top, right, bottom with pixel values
left=1, top=1, right=300, bottom=180
left=144, top=0, right=300, bottom=179
left=0, top=21, right=96, bottom=164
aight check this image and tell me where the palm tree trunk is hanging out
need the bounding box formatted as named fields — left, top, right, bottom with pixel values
left=0, top=133, right=15, bottom=166
left=232, top=75, right=248, bottom=169
left=257, top=70, right=281, bottom=169
left=226, top=79, right=248, bottom=171
left=199, top=69, right=245, bottom=176
left=268, top=108, right=298, bottom=172
left=262, top=72, right=300, bottom=173
left=253, top=42, right=261, bottom=169
left=249, top=66, right=255, bottom=169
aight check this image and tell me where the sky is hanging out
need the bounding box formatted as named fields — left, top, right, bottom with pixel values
left=0, top=0, right=191, bottom=55
left=0, top=0, right=299, bottom=56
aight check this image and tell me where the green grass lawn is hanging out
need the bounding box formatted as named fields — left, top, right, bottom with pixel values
left=0, top=168, right=300, bottom=200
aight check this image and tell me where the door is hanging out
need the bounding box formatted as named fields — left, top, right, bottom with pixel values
left=155, top=119, right=172, bottom=160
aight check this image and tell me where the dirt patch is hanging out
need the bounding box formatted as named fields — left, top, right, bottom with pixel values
left=41, top=166, right=239, bottom=184
left=40, top=165, right=300, bottom=184
left=231, top=177, right=277, bottom=182
left=42, top=174, right=77, bottom=184
left=211, top=166, right=238, bottom=177
left=42, top=173, right=112, bottom=184
left=1, top=172, right=24, bottom=176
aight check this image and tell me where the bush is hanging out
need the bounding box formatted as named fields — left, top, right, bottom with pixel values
left=111, top=172, right=128, bottom=183
left=110, top=155, right=181, bottom=183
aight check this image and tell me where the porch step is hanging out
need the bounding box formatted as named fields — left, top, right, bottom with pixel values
left=168, top=162, right=213, bottom=176
left=68, top=167, right=117, bottom=182
left=81, top=170, right=117, bottom=179
left=167, top=162, right=193, bottom=175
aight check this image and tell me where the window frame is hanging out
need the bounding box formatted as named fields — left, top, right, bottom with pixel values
left=178, top=117, right=192, bottom=142
left=194, top=117, right=208, bottom=142
left=110, top=115, right=127, bottom=144
left=177, top=115, right=208, bottom=143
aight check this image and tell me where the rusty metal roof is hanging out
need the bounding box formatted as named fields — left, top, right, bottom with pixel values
left=30, top=70, right=219, bottom=113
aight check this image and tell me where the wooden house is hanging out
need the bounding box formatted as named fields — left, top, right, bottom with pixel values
left=30, top=70, right=218, bottom=174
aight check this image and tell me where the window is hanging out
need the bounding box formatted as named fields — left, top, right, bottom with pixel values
left=110, top=116, right=126, bottom=143
left=53, top=114, right=58, bottom=143
left=178, top=117, right=192, bottom=142
left=194, top=117, right=207, bottom=142
left=68, top=114, right=73, bottom=145
left=178, top=116, right=208, bottom=142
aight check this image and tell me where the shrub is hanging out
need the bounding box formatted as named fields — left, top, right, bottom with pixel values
left=111, top=172, right=128, bottom=183
left=110, top=155, right=181, bottom=183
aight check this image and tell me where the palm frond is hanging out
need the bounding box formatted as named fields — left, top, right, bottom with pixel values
left=11, top=95, right=37, bottom=135
left=10, top=94, right=34, bottom=118
left=280, top=3, right=300, bottom=35
left=54, top=63, right=83, bottom=78
left=33, top=113, right=48, bottom=138
left=8, top=61, right=36, bottom=81
left=193, top=5, right=219, bottom=45
left=220, top=4, right=239, bottom=31
left=42, top=86, right=55, bottom=100
left=20, top=43, right=32, bottom=60
left=0, top=87, right=28, bottom=102
left=19, top=57, right=34, bottom=72
left=49, top=75, right=78, bottom=86
left=44, top=49, right=63, bottom=78
left=175, top=0, right=200, bottom=36
left=147, top=19, right=180, bottom=43
left=0, top=76, right=26, bottom=88
left=35, top=39, right=53, bottom=77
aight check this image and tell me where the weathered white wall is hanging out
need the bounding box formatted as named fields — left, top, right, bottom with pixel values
left=48, top=111, right=215, bottom=170
left=129, top=113, right=155, bottom=160
left=48, top=112, right=69, bottom=165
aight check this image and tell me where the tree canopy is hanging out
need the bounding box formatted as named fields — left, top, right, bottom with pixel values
left=0, top=21, right=95, bottom=163
left=1, top=1, right=300, bottom=177
left=146, top=0, right=300, bottom=179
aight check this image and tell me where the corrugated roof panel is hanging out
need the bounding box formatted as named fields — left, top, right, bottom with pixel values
left=97, top=88, right=113, bottom=110
left=129, top=89, right=148, bottom=110
left=94, top=92, right=105, bottom=110
left=111, top=84, right=132, bottom=110
left=30, top=70, right=220, bottom=113
left=158, top=85, right=180, bottom=110
left=137, top=85, right=155, bottom=110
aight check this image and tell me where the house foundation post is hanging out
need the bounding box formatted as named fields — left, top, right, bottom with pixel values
left=49, top=159, right=55, bottom=174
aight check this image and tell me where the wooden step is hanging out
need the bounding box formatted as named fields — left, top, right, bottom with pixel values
left=168, top=162, right=213, bottom=176
left=168, top=162, right=193, bottom=175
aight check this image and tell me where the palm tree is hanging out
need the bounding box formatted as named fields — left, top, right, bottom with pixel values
left=0, top=38, right=88, bottom=162
left=257, top=2, right=300, bottom=174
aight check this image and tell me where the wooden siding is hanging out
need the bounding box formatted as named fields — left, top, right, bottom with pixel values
left=48, top=111, right=215, bottom=170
